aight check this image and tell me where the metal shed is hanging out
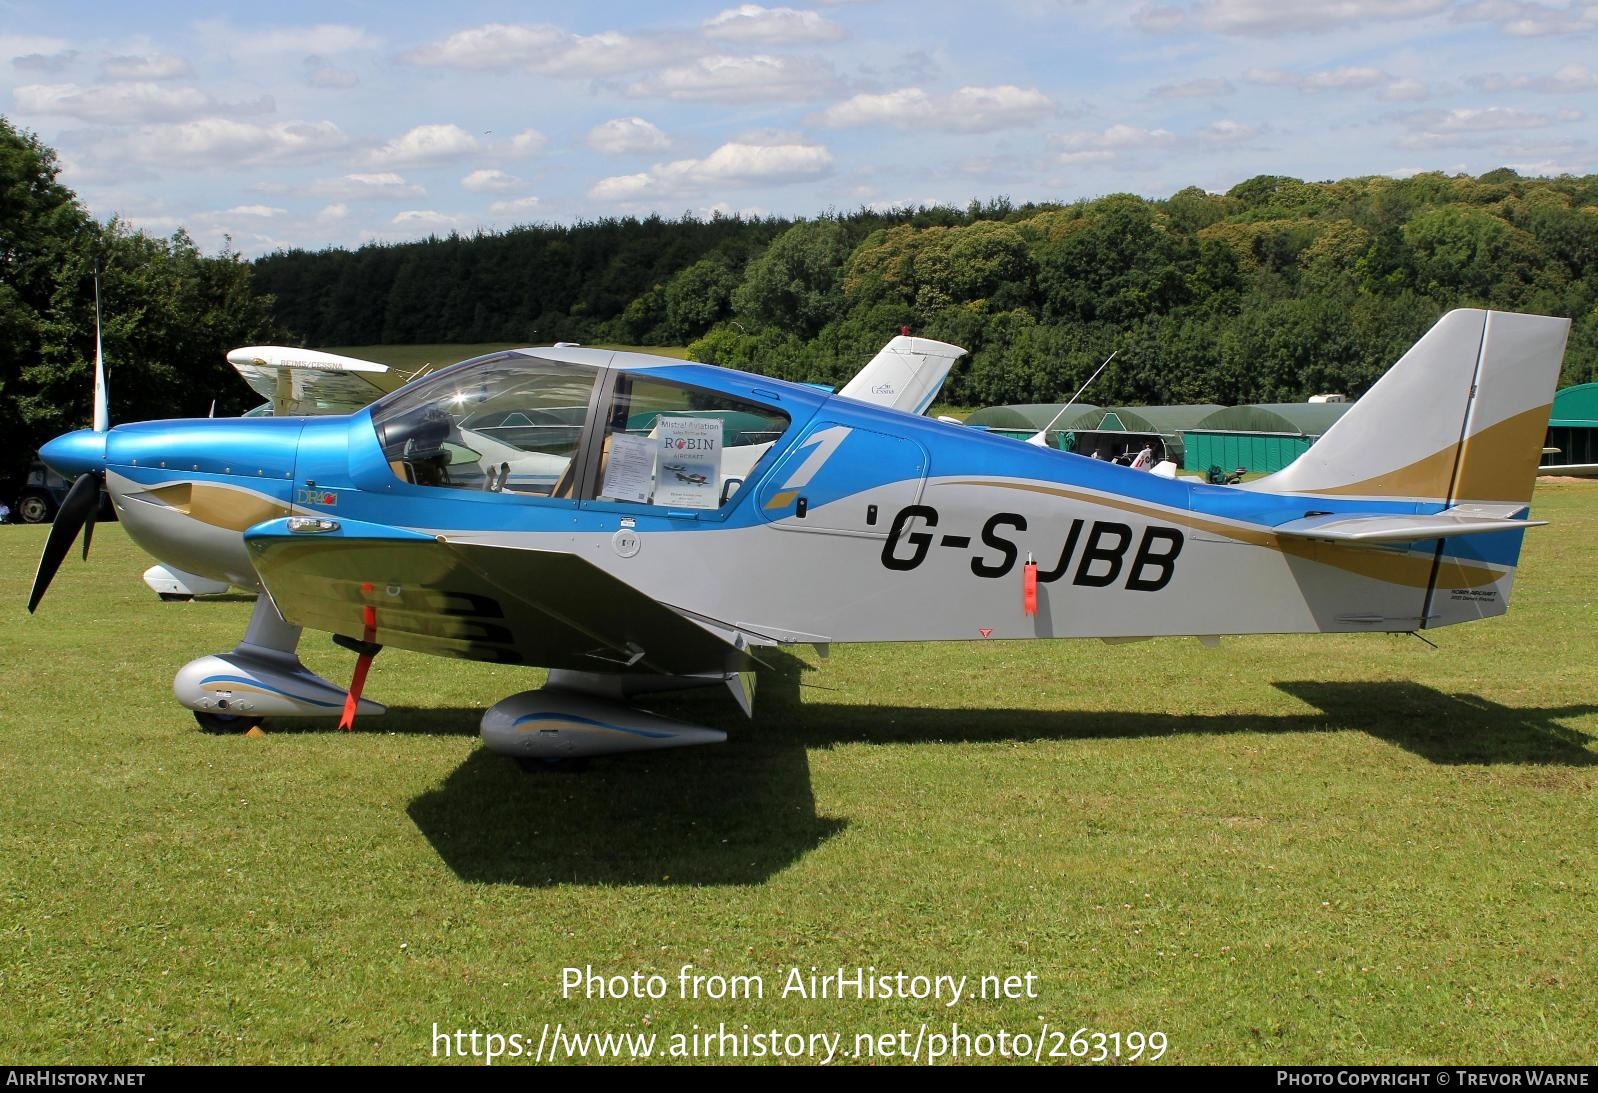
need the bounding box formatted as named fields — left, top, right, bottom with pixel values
left=1184, top=402, right=1354, bottom=474
left=1541, top=383, right=1598, bottom=473
left=961, top=403, right=1102, bottom=449
left=1064, top=405, right=1223, bottom=466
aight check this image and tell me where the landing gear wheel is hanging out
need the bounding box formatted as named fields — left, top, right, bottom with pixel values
left=194, top=710, right=264, bottom=734
left=158, top=592, right=195, bottom=602
left=17, top=493, right=52, bottom=524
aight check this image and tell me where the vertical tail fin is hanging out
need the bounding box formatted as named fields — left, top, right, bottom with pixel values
left=836, top=335, right=965, bottom=416
left=1247, top=309, right=1569, bottom=504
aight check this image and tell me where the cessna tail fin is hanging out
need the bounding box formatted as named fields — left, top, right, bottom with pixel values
left=1247, top=309, right=1569, bottom=504
left=836, top=335, right=965, bottom=415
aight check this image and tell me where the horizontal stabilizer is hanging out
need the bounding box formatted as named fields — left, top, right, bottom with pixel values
left=1272, top=505, right=1543, bottom=546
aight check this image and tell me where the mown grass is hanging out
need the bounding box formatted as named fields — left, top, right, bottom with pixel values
left=1, top=483, right=1594, bottom=1065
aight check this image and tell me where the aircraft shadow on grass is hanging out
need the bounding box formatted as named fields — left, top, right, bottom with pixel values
left=403, top=664, right=1595, bottom=888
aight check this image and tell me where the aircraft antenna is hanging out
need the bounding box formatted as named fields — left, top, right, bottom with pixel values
left=1026, top=349, right=1116, bottom=447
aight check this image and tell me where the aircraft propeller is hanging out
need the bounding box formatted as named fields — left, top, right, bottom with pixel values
left=27, top=264, right=111, bottom=614
left=27, top=470, right=105, bottom=613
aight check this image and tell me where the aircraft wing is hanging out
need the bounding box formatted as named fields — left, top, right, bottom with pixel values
left=244, top=518, right=759, bottom=674
left=228, top=346, right=418, bottom=416
left=1271, top=505, right=1544, bottom=545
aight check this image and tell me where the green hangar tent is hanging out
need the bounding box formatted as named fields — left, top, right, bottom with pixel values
left=961, top=404, right=1102, bottom=448
left=1064, top=405, right=1222, bottom=466
left=1183, top=402, right=1354, bottom=475
left=1540, top=383, right=1598, bottom=473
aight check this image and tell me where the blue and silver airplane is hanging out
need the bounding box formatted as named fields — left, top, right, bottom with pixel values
left=26, top=310, right=1570, bottom=761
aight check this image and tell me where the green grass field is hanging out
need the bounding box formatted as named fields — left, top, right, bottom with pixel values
left=2, top=484, right=1594, bottom=1065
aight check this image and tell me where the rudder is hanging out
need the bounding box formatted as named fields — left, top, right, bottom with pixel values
left=1247, top=309, right=1569, bottom=504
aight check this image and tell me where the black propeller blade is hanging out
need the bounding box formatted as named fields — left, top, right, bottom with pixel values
left=27, top=470, right=105, bottom=614
left=81, top=482, right=99, bottom=560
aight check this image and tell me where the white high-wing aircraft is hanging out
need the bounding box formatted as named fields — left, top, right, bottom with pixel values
left=28, top=310, right=1568, bottom=764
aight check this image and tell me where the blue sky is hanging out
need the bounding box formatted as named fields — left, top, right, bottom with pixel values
left=3, top=1, right=1595, bottom=257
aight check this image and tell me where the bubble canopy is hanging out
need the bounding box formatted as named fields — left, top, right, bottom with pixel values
left=368, top=350, right=791, bottom=509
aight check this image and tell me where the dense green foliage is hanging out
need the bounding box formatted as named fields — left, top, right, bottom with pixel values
left=0, top=118, right=277, bottom=495
left=9, top=103, right=1598, bottom=502
left=256, top=175, right=1598, bottom=407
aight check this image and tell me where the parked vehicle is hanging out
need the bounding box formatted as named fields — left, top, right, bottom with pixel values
left=15, top=459, right=115, bottom=524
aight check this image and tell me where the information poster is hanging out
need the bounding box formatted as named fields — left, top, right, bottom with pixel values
left=601, top=431, right=656, bottom=504
left=654, top=415, right=722, bottom=509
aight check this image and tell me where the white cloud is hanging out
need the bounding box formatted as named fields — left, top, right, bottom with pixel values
left=506, top=129, right=547, bottom=158
left=111, top=118, right=349, bottom=166
left=1243, top=65, right=1392, bottom=93
left=693, top=140, right=833, bottom=181
left=1197, top=119, right=1264, bottom=141
left=1054, top=124, right=1176, bottom=150
left=316, top=203, right=349, bottom=222
left=1394, top=105, right=1574, bottom=148
left=367, top=124, right=479, bottom=167
left=1408, top=105, right=1566, bottom=131
left=1053, top=150, right=1117, bottom=165
left=585, top=117, right=671, bottom=154
left=392, top=209, right=464, bottom=230
left=1133, top=4, right=1189, bottom=31
left=1, top=34, right=70, bottom=60
left=815, top=85, right=1055, bottom=132
left=196, top=21, right=378, bottom=57
left=1529, top=62, right=1598, bottom=91
left=702, top=5, right=846, bottom=43
left=306, top=56, right=359, bottom=88
left=1379, top=77, right=1430, bottom=100
left=310, top=172, right=425, bottom=199
left=12, top=51, right=78, bottom=73
left=403, top=22, right=678, bottom=77
left=591, top=172, right=654, bottom=201
left=1051, top=124, right=1175, bottom=165
left=462, top=168, right=521, bottom=192
left=124, top=215, right=183, bottom=234
left=1471, top=62, right=1598, bottom=93
left=1136, top=0, right=1450, bottom=35
left=218, top=204, right=286, bottom=218
left=489, top=196, right=542, bottom=215
left=13, top=82, right=272, bottom=124
left=101, top=54, right=192, bottom=80
left=1303, top=66, right=1387, bottom=91
left=1150, top=77, right=1235, bottom=98
left=628, top=54, right=836, bottom=102
left=589, top=139, right=833, bottom=201
left=1454, top=0, right=1598, bottom=35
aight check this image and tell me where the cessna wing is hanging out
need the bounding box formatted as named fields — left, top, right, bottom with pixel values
left=227, top=346, right=426, bottom=416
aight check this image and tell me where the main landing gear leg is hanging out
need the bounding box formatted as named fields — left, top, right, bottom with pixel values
left=174, top=593, right=387, bottom=732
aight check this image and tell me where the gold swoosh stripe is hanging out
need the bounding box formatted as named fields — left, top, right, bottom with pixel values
left=1307, top=404, right=1550, bottom=502
left=146, top=481, right=289, bottom=533
left=947, top=479, right=1506, bottom=590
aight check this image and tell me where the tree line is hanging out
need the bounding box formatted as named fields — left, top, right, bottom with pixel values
left=256, top=172, right=1598, bottom=408
left=7, top=107, right=1597, bottom=500
left=1, top=117, right=275, bottom=497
